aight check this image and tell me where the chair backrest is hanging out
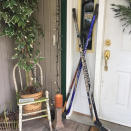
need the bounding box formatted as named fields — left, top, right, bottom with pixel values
left=13, top=62, right=43, bottom=93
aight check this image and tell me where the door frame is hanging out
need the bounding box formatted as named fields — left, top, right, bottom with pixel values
left=94, top=0, right=106, bottom=117
left=61, top=0, right=67, bottom=103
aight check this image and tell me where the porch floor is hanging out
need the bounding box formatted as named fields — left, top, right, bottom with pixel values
left=70, top=112, right=131, bottom=131
left=5, top=119, right=90, bottom=131
left=22, top=119, right=90, bottom=131
left=4, top=116, right=131, bottom=131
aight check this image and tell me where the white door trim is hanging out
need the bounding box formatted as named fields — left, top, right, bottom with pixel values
left=94, top=0, right=106, bottom=116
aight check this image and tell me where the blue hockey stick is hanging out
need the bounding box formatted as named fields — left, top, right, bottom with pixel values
left=70, top=6, right=110, bottom=131
left=66, top=5, right=98, bottom=115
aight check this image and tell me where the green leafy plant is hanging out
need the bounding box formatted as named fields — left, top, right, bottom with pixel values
left=111, top=0, right=131, bottom=32
left=0, top=0, right=44, bottom=71
left=0, top=0, right=44, bottom=89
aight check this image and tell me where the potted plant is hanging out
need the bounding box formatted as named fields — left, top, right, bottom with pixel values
left=0, top=0, right=44, bottom=113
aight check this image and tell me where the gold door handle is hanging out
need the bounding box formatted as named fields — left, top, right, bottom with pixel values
left=104, top=50, right=110, bottom=71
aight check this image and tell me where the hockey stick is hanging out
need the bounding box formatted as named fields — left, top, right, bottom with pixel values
left=72, top=6, right=109, bottom=131
left=64, top=4, right=98, bottom=115
left=62, top=61, right=80, bottom=113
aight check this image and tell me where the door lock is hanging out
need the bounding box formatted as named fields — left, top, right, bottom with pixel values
left=104, top=50, right=110, bottom=71
left=105, top=39, right=111, bottom=46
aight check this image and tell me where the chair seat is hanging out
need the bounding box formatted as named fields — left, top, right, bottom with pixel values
left=18, top=97, right=48, bottom=106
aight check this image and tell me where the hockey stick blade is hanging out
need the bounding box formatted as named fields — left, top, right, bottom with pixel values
left=94, top=119, right=111, bottom=131
left=99, top=126, right=110, bottom=131
left=88, top=126, right=111, bottom=131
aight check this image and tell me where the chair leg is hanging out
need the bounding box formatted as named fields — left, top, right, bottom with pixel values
left=19, top=105, right=22, bottom=131
left=45, top=91, right=53, bottom=131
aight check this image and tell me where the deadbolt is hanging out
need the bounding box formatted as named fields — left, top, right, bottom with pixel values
left=105, top=39, right=111, bottom=46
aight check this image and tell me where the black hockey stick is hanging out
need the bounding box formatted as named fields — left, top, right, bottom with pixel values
left=64, top=4, right=98, bottom=116
left=72, top=6, right=110, bottom=131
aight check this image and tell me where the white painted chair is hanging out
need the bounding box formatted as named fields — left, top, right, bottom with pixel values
left=13, top=63, right=52, bottom=131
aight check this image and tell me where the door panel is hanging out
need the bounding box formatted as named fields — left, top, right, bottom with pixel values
left=100, top=0, right=131, bottom=127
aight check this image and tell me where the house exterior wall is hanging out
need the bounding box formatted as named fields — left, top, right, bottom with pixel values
left=38, top=0, right=61, bottom=103
left=66, top=0, right=97, bottom=116
left=0, top=37, right=15, bottom=112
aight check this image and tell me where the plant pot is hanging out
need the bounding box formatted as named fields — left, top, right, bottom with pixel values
left=21, top=90, right=43, bottom=114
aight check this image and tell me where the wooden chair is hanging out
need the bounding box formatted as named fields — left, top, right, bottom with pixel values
left=13, top=63, right=52, bottom=131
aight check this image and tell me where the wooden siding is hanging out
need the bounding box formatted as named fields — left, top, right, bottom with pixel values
left=38, top=0, right=61, bottom=103
left=0, top=37, right=16, bottom=112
